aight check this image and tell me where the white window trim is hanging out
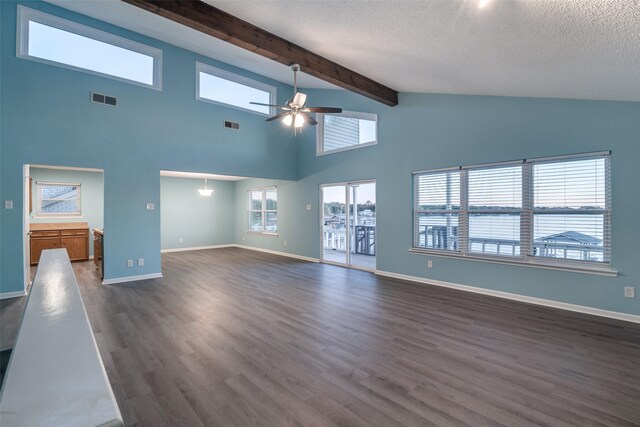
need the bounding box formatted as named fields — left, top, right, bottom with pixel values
left=35, top=181, right=82, bottom=218
left=246, top=186, right=278, bottom=236
left=195, top=62, right=276, bottom=117
left=411, top=151, right=613, bottom=275
left=17, top=5, right=163, bottom=90
left=316, top=110, right=378, bottom=156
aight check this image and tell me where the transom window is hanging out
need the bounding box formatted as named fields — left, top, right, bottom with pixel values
left=17, top=6, right=162, bottom=89
left=196, top=62, right=276, bottom=115
left=413, top=152, right=611, bottom=270
left=36, top=182, right=81, bottom=216
left=248, top=187, right=277, bottom=234
left=317, top=111, right=378, bottom=155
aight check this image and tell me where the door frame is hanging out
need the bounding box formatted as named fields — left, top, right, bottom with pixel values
left=319, top=179, right=376, bottom=271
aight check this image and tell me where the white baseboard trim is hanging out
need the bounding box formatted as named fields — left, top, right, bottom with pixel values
left=0, top=290, right=28, bottom=300
left=375, top=270, right=640, bottom=325
left=102, top=272, right=163, bottom=285
left=234, top=244, right=319, bottom=263
left=161, top=244, right=235, bottom=253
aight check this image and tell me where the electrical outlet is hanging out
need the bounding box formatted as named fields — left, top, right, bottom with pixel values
left=4, top=200, right=13, bottom=209
left=306, top=204, right=312, bottom=211
left=138, top=258, right=144, bottom=267
left=427, top=260, right=433, bottom=269
left=126, top=259, right=133, bottom=267
left=283, top=241, right=287, bottom=247
left=624, top=287, right=635, bottom=298
left=179, top=237, right=183, bottom=243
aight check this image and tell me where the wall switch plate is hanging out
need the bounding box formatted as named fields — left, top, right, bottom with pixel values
left=427, top=260, right=433, bottom=269
left=138, top=258, right=144, bottom=266
left=146, top=202, right=155, bottom=210
left=4, top=200, right=13, bottom=209
left=179, top=237, right=184, bottom=243
left=306, top=204, right=312, bottom=211
left=624, top=287, right=635, bottom=298
left=283, top=241, right=287, bottom=247
left=127, top=259, right=133, bottom=267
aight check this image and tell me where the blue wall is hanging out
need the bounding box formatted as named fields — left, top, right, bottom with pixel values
left=160, top=176, right=235, bottom=250
left=29, top=167, right=104, bottom=257
left=234, top=178, right=306, bottom=256
left=0, top=0, right=296, bottom=292
left=289, top=89, right=640, bottom=315
left=2, top=1, right=639, bottom=316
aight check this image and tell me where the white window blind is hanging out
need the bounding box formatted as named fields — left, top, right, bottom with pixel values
left=247, top=187, right=278, bottom=234
left=36, top=182, right=81, bottom=216
left=467, top=165, right=522, bottom=257
left=412, top=152, right=611, bottom=269
left=413, top=170, right=460, bottom=251
left=532, top=157, right=609, bottom=262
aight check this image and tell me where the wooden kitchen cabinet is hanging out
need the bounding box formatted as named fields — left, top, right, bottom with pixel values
left=30, top=222, right=89, bottom=265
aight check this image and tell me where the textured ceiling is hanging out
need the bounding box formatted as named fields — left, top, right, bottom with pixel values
left=46, top=0, right=640, bottom=102
left=160, top=170, right=247, bottom=181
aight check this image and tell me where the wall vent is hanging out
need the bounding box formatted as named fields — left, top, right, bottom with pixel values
left=91, top=92, right=117, bottom=107
left=224, top=120, right=240, bottom=130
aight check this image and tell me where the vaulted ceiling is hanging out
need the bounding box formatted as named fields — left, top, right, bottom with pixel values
left=46, top=0, right=640, bottom=102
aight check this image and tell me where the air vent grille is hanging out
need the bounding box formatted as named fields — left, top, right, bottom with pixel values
left=91, top=92, right=117, bottom=107
left=224, top=120, right=240, bottom=130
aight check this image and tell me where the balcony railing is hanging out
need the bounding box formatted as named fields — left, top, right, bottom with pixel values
left=323, top=225, right=375, bottom=256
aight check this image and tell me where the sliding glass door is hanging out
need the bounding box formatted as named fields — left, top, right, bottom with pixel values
left=321, top=181, right=376, bottom=270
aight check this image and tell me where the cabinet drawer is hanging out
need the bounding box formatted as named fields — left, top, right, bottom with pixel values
left=61, top=230, right=89, bottom=236
left=31, top=231, right=60, bottom=237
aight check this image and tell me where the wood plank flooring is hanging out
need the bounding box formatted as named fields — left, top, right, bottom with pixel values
left=5, top=247, right=640, bottom=426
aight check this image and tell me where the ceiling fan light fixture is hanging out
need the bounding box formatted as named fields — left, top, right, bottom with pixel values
left=282, top=113, right=293, bottom=127
left=294, top=113, right=304, bottom=128
left=198, top=178, right=213, bottom=196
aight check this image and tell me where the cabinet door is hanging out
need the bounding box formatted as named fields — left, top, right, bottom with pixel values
left=31, top=237, right=59, bottom=265
left=61, top=235, right=89, bottom=261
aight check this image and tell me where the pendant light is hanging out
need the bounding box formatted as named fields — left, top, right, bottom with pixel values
left=198, top=178, right=213, bottom=196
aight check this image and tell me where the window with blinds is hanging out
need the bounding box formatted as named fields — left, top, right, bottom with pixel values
left=413, top=170, right=460, bottom=251
left=247, top=187, right=278, bottom=234
left=412, top=152, right=611, bottom=269
left=36, top=182, right=81, bottom=216
left=317, top=111, right=377, bottom=155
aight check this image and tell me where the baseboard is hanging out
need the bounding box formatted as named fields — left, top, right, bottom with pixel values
left=161, top=244, right=235, bottom=253
left=375, top=270, right=640, bottom=325
left=234, top=244, right=319, bottom=263
left=102, top=272, right=163, bottom=285
left=0, top=290, right=28, bottom=300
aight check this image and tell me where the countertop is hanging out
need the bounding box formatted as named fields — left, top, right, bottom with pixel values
left=30, top=222, right=89, bottom=231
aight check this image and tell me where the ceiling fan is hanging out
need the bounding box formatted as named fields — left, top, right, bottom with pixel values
left=251, top=63, right=342, bottom=129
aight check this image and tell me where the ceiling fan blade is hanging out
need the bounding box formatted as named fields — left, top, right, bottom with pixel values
left=301, top=112, right=318, bottom=126
left=250, top=101, right=286, bottom=108
left=265, top=111, right=291, bottom=122
left=303, top=107, right=343, bottom=113
left=292, top=92, right=307, bottom=107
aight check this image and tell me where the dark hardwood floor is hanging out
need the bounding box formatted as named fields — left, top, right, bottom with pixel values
left=4, top=247, right=640, bottom=426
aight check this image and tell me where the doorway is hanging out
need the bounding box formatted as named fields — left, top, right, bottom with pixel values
left=320, top=180, right=376, bottom=270
left=24, top=165, right=104, bottom=289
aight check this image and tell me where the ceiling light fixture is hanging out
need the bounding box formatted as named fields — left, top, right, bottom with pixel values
left=250, top=64, right=342, bottom=133
left=198, top=178, right=213, bottom=196
left=478, top=0, right=491, bottom=8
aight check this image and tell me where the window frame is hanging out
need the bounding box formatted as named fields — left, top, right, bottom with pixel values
left=411, top=151, right=614, bottom=275
left=17, top=6, right=163, bottom=90
left=35, top=181, right=82, bottom=218
left=247, top=186, right=278, bottom=236
left=316, top=111, right=378, bottom=156
left=196, top=62, right=277, bottom=117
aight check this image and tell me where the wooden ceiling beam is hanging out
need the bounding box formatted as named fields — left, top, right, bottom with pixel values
left=120, top=0, right=399, bottom=106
